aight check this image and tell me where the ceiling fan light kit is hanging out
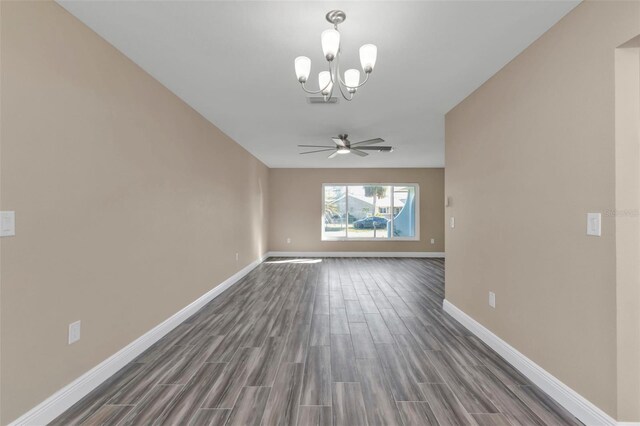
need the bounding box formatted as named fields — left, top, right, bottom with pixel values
left=294, top=10, right=377, bottom=102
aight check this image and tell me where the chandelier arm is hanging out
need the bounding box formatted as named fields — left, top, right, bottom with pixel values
left=332, top=50, right=353, bottom=101
left=332, top=40, right=370, bottom=90
left=301, top=75, right=333, bottom=95
left=337, top=80, right=354, bottom=101
left=300, top=83, right=324, bottom=95
left=338, top=71, right=371, bottom=90
left=325, top=60, right=337, bottom=100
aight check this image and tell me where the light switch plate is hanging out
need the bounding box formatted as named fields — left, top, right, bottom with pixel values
left=489, top=292, right=496, bottom=308
left=587, top=213, right=601, bottom=236
left=0, top=211, right=15, bottom=237
left=450, top=217, right=455, bottom=229
left=68, top=321, right=81, bottom=345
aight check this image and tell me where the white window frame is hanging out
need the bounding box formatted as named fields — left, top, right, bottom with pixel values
left=321, top=183, right=420, bottom=241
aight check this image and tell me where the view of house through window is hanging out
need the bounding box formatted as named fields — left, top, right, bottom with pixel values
left=322, top=184, right=418, bottom=240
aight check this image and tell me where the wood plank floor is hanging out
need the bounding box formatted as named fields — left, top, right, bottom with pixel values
left=52, top=258, right=582, bottom=426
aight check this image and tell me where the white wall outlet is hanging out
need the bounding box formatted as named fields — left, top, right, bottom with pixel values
left=235, top=252, right=239, bottom=261
left=68, top=320, right=81, bottom=345
left=489, top=292, right=496, bottom=308
left=430, top=238, right=435, bottom=244
left=450, top=217, right=455, bottom=229
left=587, top=213, right=601, bottom=236
left=286, top=237, right=291, bottom=244
left=0, top=211, right=16, bottom=237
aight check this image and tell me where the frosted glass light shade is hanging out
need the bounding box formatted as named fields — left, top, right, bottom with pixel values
left=321, top=29, right=340, bottom=60
left=318, top=71, right=332, bottom=95
left=294, top=56, right=311, bottom=82
left=344, top=69, right=360, bottom=88
left=359, top=44, right=377, bottom=72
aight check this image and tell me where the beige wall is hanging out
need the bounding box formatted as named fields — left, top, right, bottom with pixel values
left=445, top=1, right=640, bottom=421
left=268, top=168, right=444, bottom=253
left=0, top=2, right=268, bottom=423
left=615, top=40, right=640, bottom=422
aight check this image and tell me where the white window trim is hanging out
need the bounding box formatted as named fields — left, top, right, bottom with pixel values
left=321, top=183, right=420, bottom=242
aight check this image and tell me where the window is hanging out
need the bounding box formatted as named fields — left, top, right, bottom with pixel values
left=322, top=184, right=419, bottom=240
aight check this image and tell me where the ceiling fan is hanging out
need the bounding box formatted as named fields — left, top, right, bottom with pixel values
left=299, top=134, right=393, bottom=158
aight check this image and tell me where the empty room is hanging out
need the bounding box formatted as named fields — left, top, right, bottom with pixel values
left=1, top=1, right=639, bottom=425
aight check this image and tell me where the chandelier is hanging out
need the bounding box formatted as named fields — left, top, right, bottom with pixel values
left=294, top=10, right=378, bottom=102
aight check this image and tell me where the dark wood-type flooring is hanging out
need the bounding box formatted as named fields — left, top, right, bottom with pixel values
left=52, top=257, right=582, bottom=425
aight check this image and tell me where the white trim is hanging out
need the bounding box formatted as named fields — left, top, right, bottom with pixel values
left=9, top=254, right=269, bottom=426
left=442, top=299, right=621, bottom=426
left=267, top=251, right=444, bottom=258
left=321, top=237, right=421, bottom=242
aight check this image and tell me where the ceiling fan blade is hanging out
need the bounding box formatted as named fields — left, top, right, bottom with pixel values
left=351, top=138, right=385, bottom=146
left=298, top=144, right=335, bottom=148
left=350, top=149, right=368, bottom=157
left=355, top=146, right=394, bottom=151
left=332, top=137, right=346, bottom=147
left=328, top=151, right=339, bottom=159
left=300, top=149, right=337, bottom=154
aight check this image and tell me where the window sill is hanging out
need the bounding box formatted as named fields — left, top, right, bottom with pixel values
left=321, top=237, right=420, bottom=242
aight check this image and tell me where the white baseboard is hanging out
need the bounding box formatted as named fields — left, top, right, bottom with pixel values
left=9, top=254, right=269, bottom=426
left=442, top=299, right=621, bottom=426
left=266, top=251, right=445, bottom=258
